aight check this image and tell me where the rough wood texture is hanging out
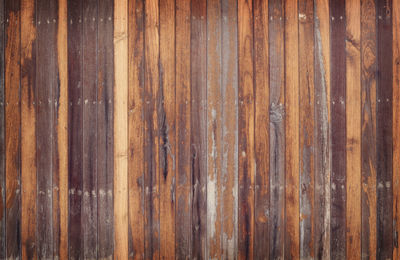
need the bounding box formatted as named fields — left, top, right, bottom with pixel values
left=0, top=0, right=5, bottom=256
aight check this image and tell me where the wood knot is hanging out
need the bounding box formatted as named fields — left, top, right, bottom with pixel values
left=269, top=103, right=285, bottom=122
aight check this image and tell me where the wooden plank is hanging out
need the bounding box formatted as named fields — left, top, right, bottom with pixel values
left=0, top=0, right=5, bottom=256
left=314, top=0, right=331, bottom=258
left=284, top=0, right=298, bottom=258
left=206, top=0, right=223, bottom=257
left=127, top=0, right=144, bottom=258
left=143, top=0, right=160, bottom=258
left=394, top=0, right=400, bottom=257
left=345, top=0, right=361, bottom=258
left=268, top=0, right=285, bottom=258
left=159, top=0, right=175, bottom=258
left=175, top=0, right=191, bottom=258
left=5, top=0, right=21, bottom=257
left=190, top=0, right=207, bottom=258
left=376, top=0, right=393, bottom=258
left=21, top=0, right=37, bottom=258
left=361, top=0, right=377, bottom=258
left=98, top=0, right=114, bottom=258
left=221, top=0, right=238, bottom=257
left=238, top=0, right=254, bottom=258
left=68, top=0, right=83, bottom=258
left=114, top=0, right=129, bottom=258
left=82, top=0, right=98, bottom=258
left=56, top=0, right=69, bottom=258
left=298, top=0, right=314, bottom=258
left=330, top=0, right=346, bottom=258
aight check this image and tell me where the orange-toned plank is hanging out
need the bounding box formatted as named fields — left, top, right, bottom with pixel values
left=284, top=0, right=298, bottom=258
left=346, top=0, right=361, bottom=258
left=114, top=0, right=129, bottom=258
left=0, top=0, right=5, bottom=256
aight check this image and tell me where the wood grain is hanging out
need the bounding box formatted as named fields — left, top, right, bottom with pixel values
left=159, top=0, right=175, bottom=258
left=0, top=0, right=5, bottom=256
left=284, top=0, right=298, bottom=259
left=5, top=0, right=21, bottom=257
left=345, top=0, right=361, bottom=258
left=128, top=0, right=144, bottom=258
left=238, top=0, right=254, bottom=258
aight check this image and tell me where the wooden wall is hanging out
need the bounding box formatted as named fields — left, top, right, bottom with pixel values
left=0, top=0, right=399, bottom=259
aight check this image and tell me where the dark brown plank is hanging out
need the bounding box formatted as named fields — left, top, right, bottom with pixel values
left=254, top=0, right=270, bottom=258
left=0, top=0, right=5, bottom=255
left=98, top=0, right=114, bottom=258
left=376, top=0, right=393, bottom=258
left=314, top=0, right=331, bottom=258
left=299, top=0, right=314, bottom=258
left=190, top=0, right=207, bottom=258
left=21, top=0, right=37, bottom=258
left=5, top=0, right=21, bottom=257
left=68, top=0, right=83, bottom=258
left=82, top=0, right=98, bottom=258
left=238, top=0, right=254, bottom=258
left=144, top=0, right=160, bottom=257
left=330, top=0, right=346, bottom=258
left=268, top=0, right=285, bottom=258
left=128, top=0, right=145, bottom=258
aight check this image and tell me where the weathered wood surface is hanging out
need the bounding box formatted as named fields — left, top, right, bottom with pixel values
left=0, top=0, right=397, bottom=258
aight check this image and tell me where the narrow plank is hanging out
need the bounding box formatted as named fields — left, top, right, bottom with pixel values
left=127, top=0, right=144, bottom=258
left=283, top=0, right=298, bottom=258
left=314, top=0, right=331, bottom=258
left=361, top=0, right=377, bottom=258
left=394, top=0, right=400, bottom=257
left=268, top=0, right=285, bottom=258
left=159, top=0, right=175, bottom=258
left=114, top=0, right=129, bottom=257
left=5, top=0, right=21, bottom=257
left=143, top=0, right=160, bottom=258
left=68, top=0, right=83, bottom=258
left=20, top=0, right=37, bottom=258
left=190, top=0, right=207, bottom=258
left=345, top=0, right=361, bottom=258
left=0, top=0, right=6, bottom=256
left=82, top=0, right=98, bottom=258
left=298, top=0, right=314, bottom=258
left=98, top=0, right=114, bottom=258
left=330, top=0, right=346, bottom=258
left=221, top=0, right=238, bottom=257
left=56, top=0, right=69, bottom=258
left=175, top=0, right=191, bottom=257
left=376, top=0, right=393, bottom=258
left=206, top=0, right=223, bottom=257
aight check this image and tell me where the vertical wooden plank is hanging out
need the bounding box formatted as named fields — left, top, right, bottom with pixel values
left=175, top=0, right=191, bottom=258
left=238, top=0, right=254, bottom=258
left=56, top=0, right=69, bottom=258
left=298, top=0, right=314, bottom=258
left=284, top=0, right=298, bottom=258
left=268, top=0, right=285, bottom=258
left=0, top=0, right=5, bottom=256
left=314, top=0, right=331, bottom=258
left=221, top=0, right=238, bottom=257
left=114, top=0, right=129, bottom=257
left=127, top=0, right=144, bottom=258
left=159, top=0, right=175, bottom=258
left=98, top=0, right=114, bottom=258
left=5, top=0, right=21, bottom=257
left=190, top=0, right=207, bottom=258
left=68, top=0, right=83, bottom=258
left=394, top=0, right=400, bottom=257
left=330, top=0, right=346, bottom=258
left=207, top=0, right=222, bottom=257
left=376, top=0, right=393, bottom=258
left=82, top=0, right=98, bottom=258
left=345, top=0, right=361, bottom=258
left=21, top=0, right=36, bottom=258
left=143, top=0, right=160, bottom=258
left=361, top=0, right=377, bottom=258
